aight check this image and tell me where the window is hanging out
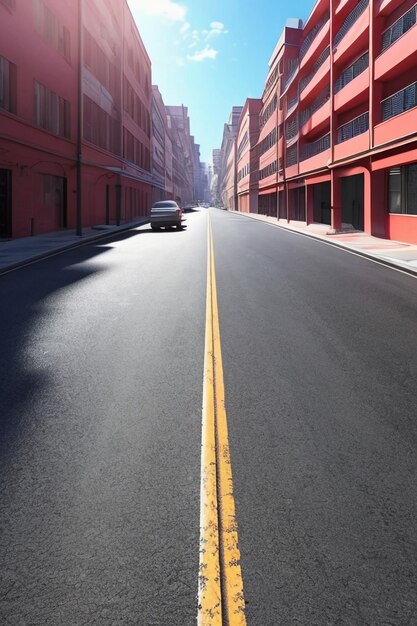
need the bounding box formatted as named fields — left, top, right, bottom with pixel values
left=84, top=29, right=117, bottom=95
left=0, top=55, right=16, bottom=114
left=83, top=95, right=120, bottom=155
left=388, top=165, right=417, bottom=214
left=33, top=0, right=71, bottom=62
left=34, top=81, right=70, bottom=138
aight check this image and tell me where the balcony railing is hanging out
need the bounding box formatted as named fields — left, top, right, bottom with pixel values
left=300, top=86, right=330, bottom=126
left=382, top=82, right=417, bottom=121
left=286, top=144, right=298, bottom=166
left=299, top=13, right=330, bottom=60
left=333, top=0, right=369, bottom=48
left=287, top=95, right=299, bottom=112
left=336, top=111, right=369, bottom=143
left=300, top=132, right=330, bottom=161
left=299, top=46, right=330, bottom=93
left=282, top=62, right=299, bottom=92
left=285, top=115, right=299, bottom=140
left=334, top=52, right=369, bottom=93
left=381, top=3, right=417, bottom=52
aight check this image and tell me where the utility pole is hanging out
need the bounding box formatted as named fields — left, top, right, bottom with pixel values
left=76, top=0, right=83, bottom=236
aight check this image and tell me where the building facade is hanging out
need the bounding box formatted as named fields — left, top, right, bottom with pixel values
left=236, top=99, right=262, bottom=213
left=234, top=2, right=417, bottom=245
left=165, top=105, right=195, bottom=205
left=0, top=0, right=201, bottom=239
left=219, top=106, right=243, bottom=211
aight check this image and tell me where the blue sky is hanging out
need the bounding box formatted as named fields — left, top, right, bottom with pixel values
left=127, top=0, right=312, bottom=164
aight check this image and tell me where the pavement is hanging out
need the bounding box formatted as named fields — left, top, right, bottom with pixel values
left=229, top=210, right=417, bottom=276
left=0, top=219, right=149, bottom=274
left=1, top=210, right=417, bottom=276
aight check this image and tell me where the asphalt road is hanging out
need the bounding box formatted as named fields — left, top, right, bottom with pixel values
left=1, top=208, right=417, bottom=625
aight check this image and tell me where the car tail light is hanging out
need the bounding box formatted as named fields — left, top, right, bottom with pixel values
left=176, top=208, right=182, bottom=217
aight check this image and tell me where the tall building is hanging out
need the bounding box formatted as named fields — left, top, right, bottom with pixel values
left=165, top=105, right=195, bottom=205
left=0, top=0, right=155, bottom=238
left=152, top=85, right=173, bottom=203
left=236, top=99, right=262, bottom=213
left=219, top=105, right=243, bottom=211
left=211, top=148, right=223, bottom=206
left=233, top=2, right=417, bottom=245
left=0, top=1, right=202, bottom=238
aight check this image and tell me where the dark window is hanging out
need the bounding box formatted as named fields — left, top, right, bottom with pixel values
left=34, top=81, right=70, bottom=138
left=34, top=0, right=71, bottom=62
left=83, top=95, right=120, bottom=154
left=388, top=164, right=417, bottom=214
left=0, top=54, right=17, bottom=114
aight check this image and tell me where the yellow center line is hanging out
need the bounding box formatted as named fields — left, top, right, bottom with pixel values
left=198, top=214, right=247, bottom=625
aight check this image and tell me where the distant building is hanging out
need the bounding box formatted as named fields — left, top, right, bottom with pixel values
left=211, top=148, right=223, bottom=206
left=219, top=106, right=243, bottom=211
left=165, top=105, right=196, bottom=205
left=236, top=99, right=262, bottom=213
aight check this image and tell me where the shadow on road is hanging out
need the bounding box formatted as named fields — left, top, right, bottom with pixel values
left=0, top=226, right=160, bottom=459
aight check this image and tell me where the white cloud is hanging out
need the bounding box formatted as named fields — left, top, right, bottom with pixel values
left=187, top=46, right=218, bottom=61
left=129, top=0, right=187, bottom=21
left=179, top=21, right=190, bottom=34
left=206, top=21, right=228, bottom=39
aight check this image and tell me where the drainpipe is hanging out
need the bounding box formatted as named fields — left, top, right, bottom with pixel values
left=76, top=0, right=83, bottom=236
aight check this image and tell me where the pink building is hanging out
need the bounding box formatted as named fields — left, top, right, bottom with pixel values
left=235, top=2, right=417, bottom=245
left=0, top=0, right=157, bottom=238
left=152, top=85, right=173, bottom=203
left=236, top=98, right=262, bottom=213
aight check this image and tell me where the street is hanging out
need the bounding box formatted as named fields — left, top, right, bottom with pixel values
left=1, top=208, right=417, bottom=624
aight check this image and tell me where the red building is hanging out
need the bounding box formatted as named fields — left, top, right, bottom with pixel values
left=236, top=99, right=262, bottom=213
left=0, top=0, right=155, bottom=238
left=236, top=1, right=417, bottom=245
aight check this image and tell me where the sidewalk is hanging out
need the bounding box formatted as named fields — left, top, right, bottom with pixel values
left=0, top=218, right=149, bottom=274
left=230, top=211, right=417, bottom=277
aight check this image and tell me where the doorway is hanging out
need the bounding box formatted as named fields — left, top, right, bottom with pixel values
left=313, top=181, right=331, bottom=224
left=0, top=169, right=12, bottom=238
left=341, top=174, right=364, bottom=230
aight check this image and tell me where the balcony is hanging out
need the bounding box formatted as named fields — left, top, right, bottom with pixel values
left=285, top=115, right=299, bottom=143
left=382, top=82, right=417, bottom=121
left=334, top=53, right=369, bottom=112
left=334, top=0, right=368, bottom=47
left=286, top=143, right=298, bottom=165
left=333, top=0, right=369, bottom=64
left=375, top=5, right=417, bottom=81
left=375, top=82, right=417, bottom=145
left=300, top=132, right=330, bottom=161
left=382, top=4, right=416, bottom=50
left=334, top=52, right=368, bottom=93
left=299, top=132, right=331, bottom=173
left=333, top=111, right=369, bottom=159
left=282, top=62, right=299, bottom=94
left=300, top=15, right=330, bottom=70
left=300, top=86, right=330, bottom=135
left=286, top=95, right=299, bottom=118
left=299, top=46, right=330, bottom=101
left=377, top=0, right=407, bottom=17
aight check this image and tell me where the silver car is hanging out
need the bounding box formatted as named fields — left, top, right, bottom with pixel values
left=150, top=201, right=183, bottom=230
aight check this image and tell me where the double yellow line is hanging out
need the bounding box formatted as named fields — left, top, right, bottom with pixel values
left=198, top=215, right=246, bottom=625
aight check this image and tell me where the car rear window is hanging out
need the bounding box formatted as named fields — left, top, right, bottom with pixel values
left=153, top=201, right=177, bottom=208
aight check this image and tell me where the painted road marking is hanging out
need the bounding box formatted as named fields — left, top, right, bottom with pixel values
left=198, top=215, right=246, bottom=625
